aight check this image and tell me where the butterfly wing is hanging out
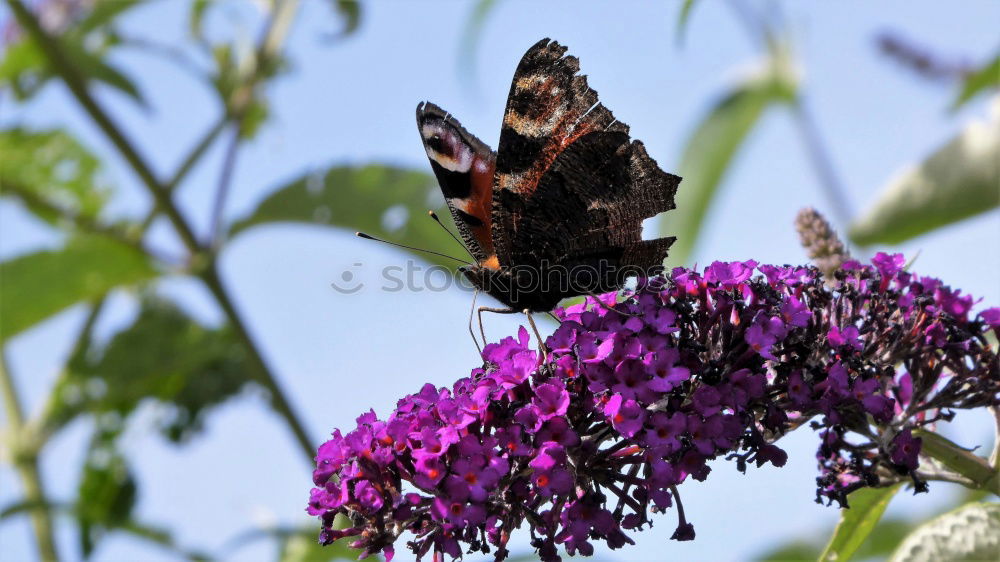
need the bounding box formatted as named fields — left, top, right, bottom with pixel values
left=493, top=39, right=680, bottom=283
left=416, top=102, right=497, bottom=264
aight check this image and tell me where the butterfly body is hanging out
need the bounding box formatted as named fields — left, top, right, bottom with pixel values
left=418, top=39, right=681, bottom=313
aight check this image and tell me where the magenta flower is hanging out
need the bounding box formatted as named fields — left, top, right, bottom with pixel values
left=307, top=254, right=998, bottom=561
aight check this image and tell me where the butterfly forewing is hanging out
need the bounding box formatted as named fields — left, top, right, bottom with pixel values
left=416, top=102, right=497, bottom=264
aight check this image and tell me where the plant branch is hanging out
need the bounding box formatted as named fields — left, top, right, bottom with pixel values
left=3, top=181, right=177, bottom=266
left=1, top=354, right=60, bottom=562
left=199, top=263, right=314, bottom=460
left=166, top=117, right=230, bottom=192
left=725, top=0, right=854, bottom=229
left=206, top=0, right=301, bottom=248
left=139, top=116, right=229, bottom=232
left=208, top=124, right=241, bottom=248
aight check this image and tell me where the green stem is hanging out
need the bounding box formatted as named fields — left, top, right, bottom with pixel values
left=208, top=124, right=241, bottom=248
left=166, top=117, right=230, bottom=192
left=1, top=354, right=60, bottom=562
left=790, top=99, right=855, bottom=228
left=139, top=116, right=229, bottom=232
left=36, top=298, right=107, bottom=442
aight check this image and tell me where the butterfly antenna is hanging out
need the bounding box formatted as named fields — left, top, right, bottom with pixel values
left=356, top=232, right=471, bottom=266
left=428, top=210, right=476, bottom=261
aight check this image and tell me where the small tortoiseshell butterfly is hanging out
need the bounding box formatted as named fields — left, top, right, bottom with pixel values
left=417, top=38, right=681, bottom=318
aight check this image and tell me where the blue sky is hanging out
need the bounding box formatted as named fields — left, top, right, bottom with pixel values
left=2, top=1, right=999, bottom=560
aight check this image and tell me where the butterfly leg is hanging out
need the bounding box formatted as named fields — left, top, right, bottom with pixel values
left=477, top=306, right=518, bottom=348
left=467, top=289, right=483, bottom=356
left=523, top=309, right=549, bottom=362
left=585, top=292, right=641, bottom=318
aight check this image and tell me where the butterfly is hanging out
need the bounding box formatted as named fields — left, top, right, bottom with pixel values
left=416, top=38, right=681, bottom=347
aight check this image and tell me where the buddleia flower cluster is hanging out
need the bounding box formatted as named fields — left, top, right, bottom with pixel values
left=307, top=252, right=999, bottom=561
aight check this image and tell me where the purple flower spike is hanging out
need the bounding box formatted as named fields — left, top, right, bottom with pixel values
left=308, top=255, right=998, bottom=560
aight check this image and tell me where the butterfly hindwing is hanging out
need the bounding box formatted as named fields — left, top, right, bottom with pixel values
left=416, top=102, right=497, bottom=264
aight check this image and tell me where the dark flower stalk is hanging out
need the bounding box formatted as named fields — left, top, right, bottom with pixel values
left=307, top=253, right=999, bottom=561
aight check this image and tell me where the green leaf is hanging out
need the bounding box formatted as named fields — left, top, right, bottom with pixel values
left=0, top=33, right=144, bottom=105
left=914, top=430, right=998, bottom=493
left=0, top=235, right=156, bottom=343
left=0, top=38, right=48, bottom=99
left=75, top=0, right=144, bottom=35
left=228, top=165, right=459, bottom=269
left=952, top=51, right=1000, bottom=110
left=664, top=59, right=796, bottom=267
left=849, top=106, right=1000, bottom=246
left=889, top=502, right=1000, bottom=562
left=675, top=0, right=698, bottom=45
left=819, top=484, right=901, bottom=562
left=76, top=448, right=137, bottom=557
left=327, top=0, right=362, bottom=38
left=0, top=127, right=109, bottom=225
left=67, top=46, right=145, bottom=104
left=48, top=298, right=256, bottom=442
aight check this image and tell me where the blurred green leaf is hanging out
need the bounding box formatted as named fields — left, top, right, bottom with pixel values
left=889, top=502, right=1000, bottom=561
left=850, top=105, right=1000, bottom=246
left=0, top=235, right=156, bottom=343
left=117, top=519, right=211, bottom=561
left=664, top=60, right=796, bottom=267
left=69, top=46, right=145, bottom=104
left=48, top=298, right=256, bottom=442
left=952, top=51, right=1000, bottom=110
left=0, top=128, right=109, bottom=225
left=754, top=540, right=819, bottom=561
left=189, top=0, right=211, bottom=42
left=819, top=484, right=901, bottom=562
left=0, top=38, right=48, bottom=99
left=279, top=529, right=359, bottom=562
left=0, top=3, right=145, bottom=104
left=327, top=0, right=362, bottom=38
left=675, top=0, right=698, bottom=45
left=850, top=518, right=914, bottom=560
left=457, top=0, right=500, bottom=85
left=229, top=165, right=459, bottom=269
left=76, top=448, right=137, bottom=557
left=76, top=0, right=144, bottom=35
